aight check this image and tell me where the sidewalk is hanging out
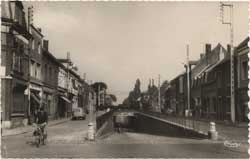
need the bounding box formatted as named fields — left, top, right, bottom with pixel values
left=1, top=118, right=70, bottom=137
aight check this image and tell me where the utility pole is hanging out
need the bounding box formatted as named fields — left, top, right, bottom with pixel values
left=66, top=52, right=70, bottom=118
left=220, top=2, right=235, bottom=123
left=186, top=45, right=191, bottom=115
left=27, top=6, right=33, bottom=124
left=158, top=74, right=161, bottom=112
left=98, top=84, right=100, bottom=109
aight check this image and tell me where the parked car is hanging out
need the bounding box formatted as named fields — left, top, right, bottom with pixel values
left=72, top=108, right=86, bottom=120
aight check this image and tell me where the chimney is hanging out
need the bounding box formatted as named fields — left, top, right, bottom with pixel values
left=43, top=40, right=49, bottom=51
left=205, top=44, right=211, bottom=55
left=227, top=44, right=231, bottom=53
left=200, top=53, right=205, bottom=59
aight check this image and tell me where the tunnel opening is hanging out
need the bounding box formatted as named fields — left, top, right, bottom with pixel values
left=112, top=112, right=207, bottom=140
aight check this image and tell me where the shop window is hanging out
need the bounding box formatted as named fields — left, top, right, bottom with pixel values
left=13, top=87, right=25, bottom=113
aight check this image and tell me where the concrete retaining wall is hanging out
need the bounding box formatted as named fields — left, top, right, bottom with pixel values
left=96, top=110, right=115, bottom=138
left=135, top=113, right=207, bottom=139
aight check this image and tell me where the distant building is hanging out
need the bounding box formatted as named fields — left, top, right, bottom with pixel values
left=57, top=63, right=71, bottom=118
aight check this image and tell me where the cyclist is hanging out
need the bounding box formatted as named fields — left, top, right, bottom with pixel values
left=35, top=106, right=48, bottom=141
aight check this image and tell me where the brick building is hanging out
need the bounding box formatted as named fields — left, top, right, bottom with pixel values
left=1, top=1, right=32, bottom=128
left=28, top=25, right=44, bottom=124
left=235, top=37, right=249, bottom=122
left=42, top=40, right=59, bottom=120
left=165, top=41, right=249, bottom=123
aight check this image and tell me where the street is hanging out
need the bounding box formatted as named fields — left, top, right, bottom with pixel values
left=1, top=115, right=248, bottom=158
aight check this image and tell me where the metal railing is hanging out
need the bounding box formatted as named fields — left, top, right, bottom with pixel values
left=139, top=110, right=204, bottom=132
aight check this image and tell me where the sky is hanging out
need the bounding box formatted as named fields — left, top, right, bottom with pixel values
left=23, top=1, right=248, bottom=104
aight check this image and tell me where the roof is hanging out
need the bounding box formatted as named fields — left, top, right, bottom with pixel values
left=205, top=55, right=230, bottom=73
left=194, top=64, right=211, bottom=79
left=30, top=25, right=44, bottom=38
left=170, top=71, right=186, bottom=82
left=236, top=37, right=249, bottom=50
left=43, top=49, right=59, bottom=65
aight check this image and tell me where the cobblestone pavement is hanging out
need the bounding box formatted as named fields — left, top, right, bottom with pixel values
left=2, top=118, right=248, bottom=158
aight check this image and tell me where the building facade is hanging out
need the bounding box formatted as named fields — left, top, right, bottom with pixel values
left=1, top=1, right=32, bottom=128
left=165, top=40, right=249, bottom=123
left=42, top=40, right=59, bottom=120
left=28, top=25, right=44, bottom=124
left=235, top=37, right=249, bottom=122
left=57, top=63, right=71, bottom=118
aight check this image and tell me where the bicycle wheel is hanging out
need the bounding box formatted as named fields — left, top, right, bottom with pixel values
left=35, top=136, right=40, bottom=148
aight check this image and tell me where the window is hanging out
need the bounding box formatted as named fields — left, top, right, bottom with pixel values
left=32, top=40, right=35, bottom=50
left=36, top=63, right=41, bottom=79
left=241, top=61, right=248, bottom=80
left=1, top=32, right=7, bottom=45
left=226, top=97, right=231, bottom=113
left=49, top=67, right=52, bottom=81
left=30, top=60, right=35, bottom=77
left=179, top=76, right=183, bottom=93
left=217, top=71, right=222, bottom=88
left=44, top=64, right=48, bottom=81
left=213, top=97, right=217, bottom=113
left=38, top=43, right=41, bottom=54
left=12, top=53, right=22, bottom=72
left=13, top=87, right=25, bottom=113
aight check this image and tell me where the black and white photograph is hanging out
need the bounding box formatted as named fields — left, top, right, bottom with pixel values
left=0, top=0, right=249, bottom=158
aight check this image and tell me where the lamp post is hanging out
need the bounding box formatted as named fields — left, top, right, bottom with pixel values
left=220, top=2, right=235, bottom=123
left=158, top=74, right=161, bottom=113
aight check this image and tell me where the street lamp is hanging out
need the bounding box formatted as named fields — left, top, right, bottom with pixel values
left=219, top=2, right=235, bottom=123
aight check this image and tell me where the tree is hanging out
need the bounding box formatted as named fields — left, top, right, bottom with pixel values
left=91, top=82, right=107, bottom=92
left=91, top=82, right=107, bottom=109
left=109, top=94, right=117, bottom=102
left=127, top=79, right=141, bottom=109
left=160, top=80, right=170, bottom=111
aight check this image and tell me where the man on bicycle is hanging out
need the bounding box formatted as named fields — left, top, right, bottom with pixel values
left=35, top=106, right=48, bottom=137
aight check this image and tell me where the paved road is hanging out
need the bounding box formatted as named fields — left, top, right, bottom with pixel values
left=1, top=116, right=248, bottom=158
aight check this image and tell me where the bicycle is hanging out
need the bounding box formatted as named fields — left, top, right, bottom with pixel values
left=33, top=123, right=47, bottom=148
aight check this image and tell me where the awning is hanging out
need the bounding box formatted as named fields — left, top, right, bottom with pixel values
left=31, top=92, right=40, bottom=104
left=60, top=96, right=71, bottom=103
